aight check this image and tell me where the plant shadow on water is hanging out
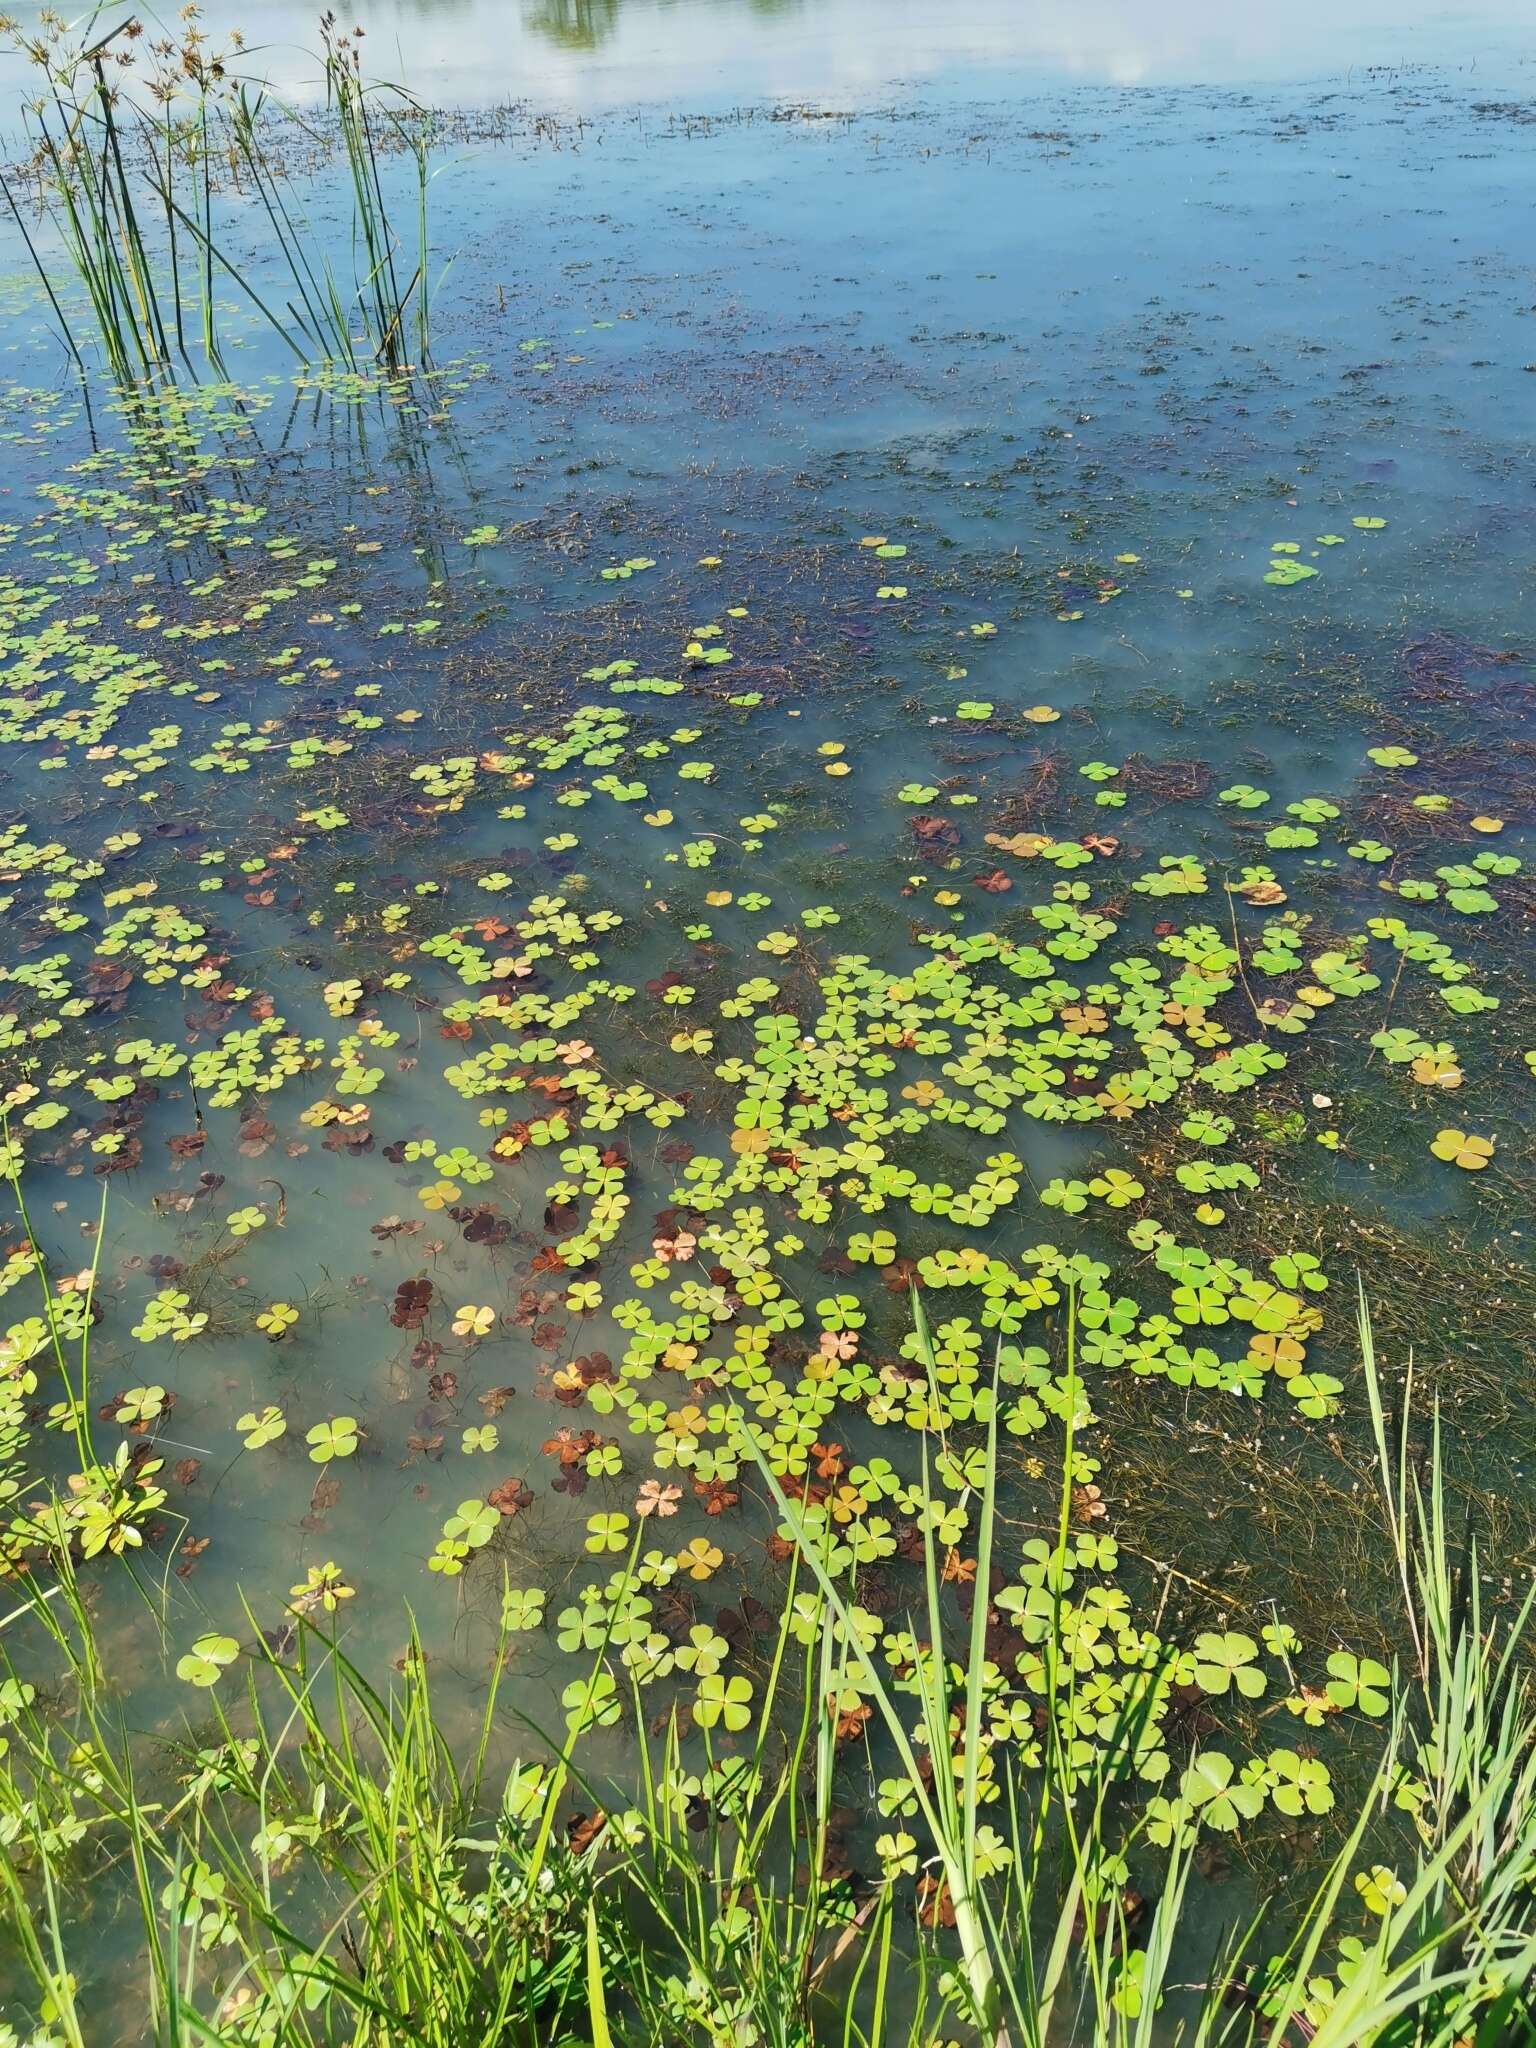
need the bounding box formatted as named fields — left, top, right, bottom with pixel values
left=0, top=4, right=1534, bottom=2043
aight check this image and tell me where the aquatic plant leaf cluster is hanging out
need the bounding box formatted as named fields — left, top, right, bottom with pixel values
left=0, top=44, right=1534, bottom=2038
left=0, top=382, right=1526, bottom=1971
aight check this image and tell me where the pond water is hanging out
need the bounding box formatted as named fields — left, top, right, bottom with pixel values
left=3, top=0, right=1536, bottom=105
left=2, top=0, right=1536, bottom=2033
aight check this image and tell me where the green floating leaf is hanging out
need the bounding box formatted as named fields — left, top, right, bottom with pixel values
left=176, top=1634, right=239, bottom=1688
left=1264, top=560, right=1318, bottom=586
left=1324, top=1651, right=1391, bottom=1716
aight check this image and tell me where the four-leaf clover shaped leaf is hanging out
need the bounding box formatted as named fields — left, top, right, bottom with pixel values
left=1324, top=1651, right=1391, bottom=1717
left=1180, top=1751, right=1264, bottom=1832
left=1190, top=1631, right=1266, bottom=1699
left=693, top=1673, right=754, bottom=1732
left=306, top=1417, right=359, bottom=1464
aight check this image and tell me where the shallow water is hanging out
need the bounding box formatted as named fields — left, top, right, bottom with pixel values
left=2, top=2, right=1535, bottom=2030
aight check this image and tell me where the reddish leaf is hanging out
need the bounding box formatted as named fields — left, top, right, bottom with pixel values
left=390, top=1278, right=434, bottom=1330
left=488, top=1477, right=535, bottom=1516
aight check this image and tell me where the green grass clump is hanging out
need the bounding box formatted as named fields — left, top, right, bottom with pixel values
left=0, top=11, right=432, bottom=381
left=0, top=1298, right=1531, bottom=2046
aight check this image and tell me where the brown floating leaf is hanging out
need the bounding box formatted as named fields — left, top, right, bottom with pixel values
left=835, top=1701, right=873, bottom=1744
left=390, top=1278, right=434, bottom=1329
left=488, top=1477, right=535, bottom=1516
left=541, top=1428, right=599, bottom=1467
left=912, top=814, right=960, bottom=849
left=511, top=1288, right=560, bottom=1327
left=461, top=1206, right=511, bottom=1246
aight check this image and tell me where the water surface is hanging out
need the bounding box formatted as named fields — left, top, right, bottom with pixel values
left=1, top=4, right=1534, bottom=2028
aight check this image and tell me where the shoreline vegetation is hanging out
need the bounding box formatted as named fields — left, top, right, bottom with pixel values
left=0, top=11, right=1531, bottom=2047
left=2, top=1233, right=1533, bottom=2043
left=0, top=7, right=433, bottom=379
